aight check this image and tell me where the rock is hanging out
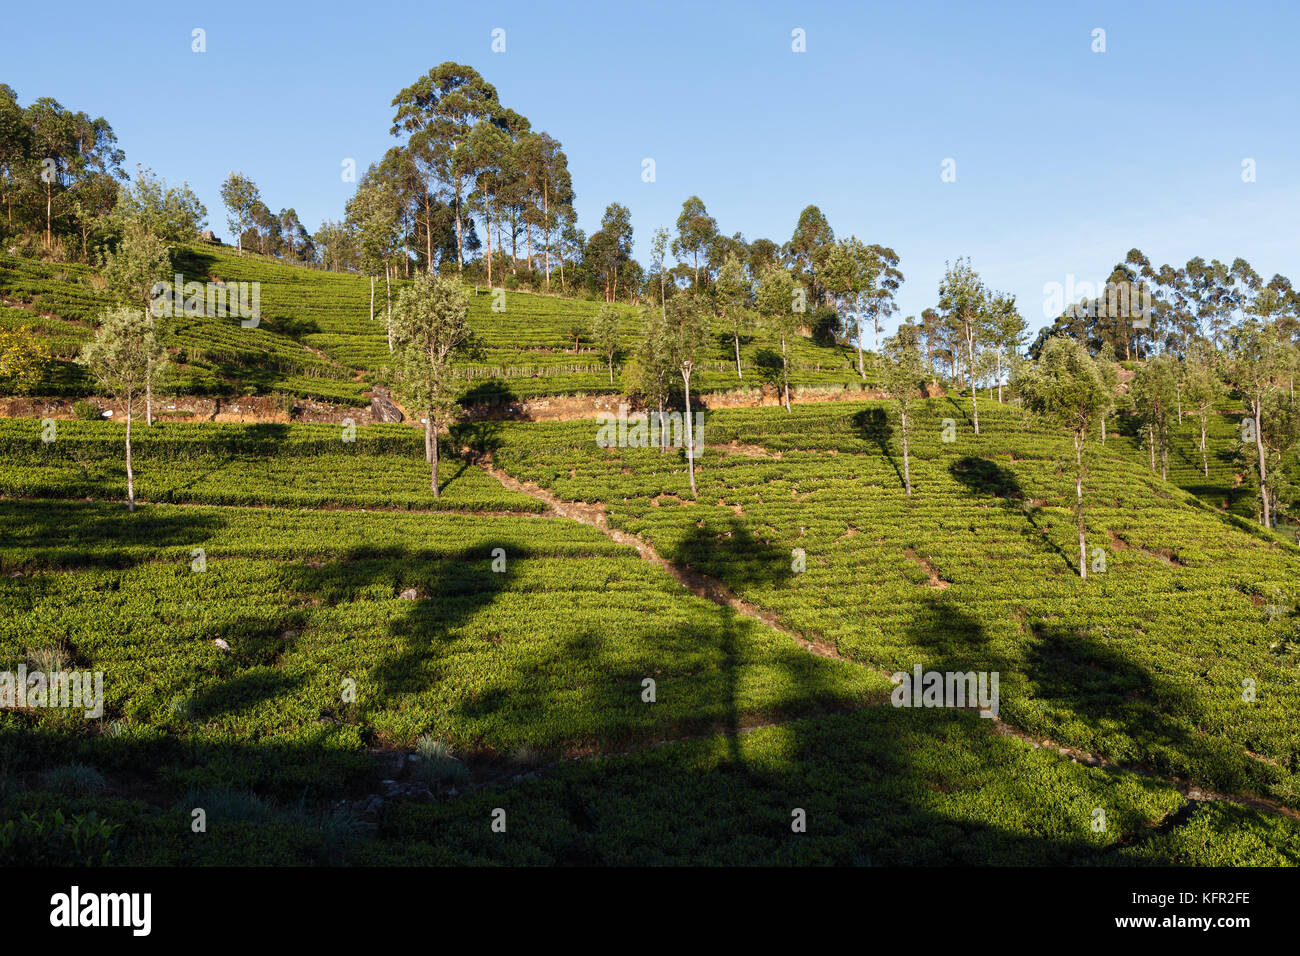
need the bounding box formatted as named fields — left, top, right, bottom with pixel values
left=399, top=588, right=419, bottom=601
left=213, top=638, right=231, bottom=652
left=370, top=386, right=404, bottom=423
left=380, top=779, right=402, bottom=796
left=362, top=796, right=384, bottom=816
left=372, top=750, right=405, bottom=777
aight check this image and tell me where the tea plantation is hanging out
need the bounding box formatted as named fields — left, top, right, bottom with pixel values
left=1, top=245, right=866, bottom=407
left=2, top=398, right=1298, bottom=865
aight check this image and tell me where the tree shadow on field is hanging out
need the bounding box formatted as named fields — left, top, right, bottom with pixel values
left=458, top=381, right=522, bottom=419
left=669, top=518, right=797, bottom=763
left=0, top=505, right=1235, bottom=864
left=200, top=422, right=293, bottom=457
left=949, top=455, right=1022, bottom=502
left=948, top=455, right=1076, bottom=575
left=279, top=543, right=514, bottom=702
left=0, top=499, right=226, bottom=571
left=451, top=420, right=505, bottom=459
left=945, top=394, right=973, bottom=425
left=900, top=575, right=1281, bottom=808
left=751, top=348, right=783, bottom=388
left=851, top=407, right=905, bottom=491
left=169, top=247, right=217, bottom=282
left=1022, top=621, right=1277, bottom=798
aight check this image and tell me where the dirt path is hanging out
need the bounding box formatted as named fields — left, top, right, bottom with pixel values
left=471, top=451, right=1300, bottom=824
left=474, top=454, right=842, bottom=660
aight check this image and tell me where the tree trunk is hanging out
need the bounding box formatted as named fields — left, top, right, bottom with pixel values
left=1149, top=425, right=1156, bottom=471
left=966, top=320, right=980, bottom=435
left=485, top=201, right=494, bottom=286
left=430, top=423, right=440, bottom=498
left=683, top=369, right=697, bottom=497
left=996, top=348, right=1003, bottom=403
left=125, top=394, right=135, bottom=513
left=453, top=185, right=464, bottom=271
left=658, top=396, right=666, bottom=454
left=734, top=331, right=742, bottom=379
left=1075, top=429, right=1086, bottom=580
left=782, top=332, right=791, bottom=412
left=1254, top=397, right=1270, bottom=529
left=369, top=275, right=375, bottom=322
left=901, top=404, right=912, bottom=496
left=385, top=264, right=392, bottom=351
left=1200, top=417, right=1208, bottom=478
left=1100, top=416, right=1106, bottom=445
left=856, top=309, right=865, bottom=379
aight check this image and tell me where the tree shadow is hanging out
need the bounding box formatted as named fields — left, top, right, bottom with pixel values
left=169, top=247, right=217, bottom=280
left=852, top=407, right=905, bottom=490
left=0, top=499, right=226, bottom=571
left=451, top=419, right=505, bottom=458
left=751, top=348, right=783, bottom=388
left=949, top=455, right=1076, bottom=574
left=5, top=464, right=1283, bottom=863
left=948, top=456, right=1022, bottom=501
left=945, top=395, right=972, bottom=425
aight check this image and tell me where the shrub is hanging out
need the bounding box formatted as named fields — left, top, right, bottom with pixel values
left=0, top=810, right=120, bottom=866
left=414, top=735, right=470, bottom=785
left=72, top=400, right=100, bottom=420
left=43, top=763, right=107, bottom=797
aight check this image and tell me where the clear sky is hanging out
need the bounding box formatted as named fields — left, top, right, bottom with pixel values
left=6, top=0, right=1297, bottom=338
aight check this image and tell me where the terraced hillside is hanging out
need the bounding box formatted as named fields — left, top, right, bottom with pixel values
left=1, top=404, right=1298, bottom=865
left=486, top=400, right=1300, bottom=806
left=1, top=247, right=866, bottom=407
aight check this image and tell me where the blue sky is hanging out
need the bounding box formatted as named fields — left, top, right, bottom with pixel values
left=6, top=0, right=1297, bottom=337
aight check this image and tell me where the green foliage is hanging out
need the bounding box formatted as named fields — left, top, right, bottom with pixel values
left=391, top=271, right=474, bottom=423
left=0, top=324, right=50, bottom=393
left=107, top=165, right=206, bottom=242
left=220, top=173, right=261, bottom=254
left=99, top=225, right=170, bottom=310
left=591, top=303, right=620, bottom=384
left=1020, top=337, right=1112, bottom=435
left=79, top=306, right=166, bottom=403
left=0, top=809, right=120, bottom=866
left=44, top=762, right=107, bottom=796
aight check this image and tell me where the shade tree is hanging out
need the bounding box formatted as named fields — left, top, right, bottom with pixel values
left=1018, top=337, right=1113, bottom=580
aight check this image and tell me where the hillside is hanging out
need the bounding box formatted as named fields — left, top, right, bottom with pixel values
left=2, top=400, right=1298, bottom=865
left=1, top=247, right=867, bottom=408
